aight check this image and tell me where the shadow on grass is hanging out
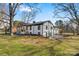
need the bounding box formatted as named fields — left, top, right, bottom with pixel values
left=74, top=53, right=79, bottom=56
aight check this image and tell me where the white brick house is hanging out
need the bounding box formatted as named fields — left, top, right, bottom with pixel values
left=17, top=21, right=59, bottom=37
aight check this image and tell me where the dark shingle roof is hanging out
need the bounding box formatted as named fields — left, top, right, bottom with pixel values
left=24, top=20, right=53, bottom=26
left=17, top=20, right=53, bottom=27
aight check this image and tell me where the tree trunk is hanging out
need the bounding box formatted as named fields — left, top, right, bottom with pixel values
left=9, top=15, right=13, bottom=36
left=9, top=3, right=13, bottom=36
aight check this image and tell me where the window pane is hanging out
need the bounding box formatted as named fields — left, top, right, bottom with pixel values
left=46, top=26, right=48, bottom=30
left=30, top=26, right=31, bottom=30
left=38, top=25, right=40, bottom=30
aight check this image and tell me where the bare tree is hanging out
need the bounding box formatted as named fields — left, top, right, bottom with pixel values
left=9, top=3, right=21, bottom=36
left=53, top=3, right=79, bottom=35
left=0, top=3, right=21, bottom=35
left=0, top=3, right=9, bottom=34
left=21, top=3, right=40, bottom=23
left=55, top=20, right=64, bottom=35
left=55, top=20, right=64, bottom=29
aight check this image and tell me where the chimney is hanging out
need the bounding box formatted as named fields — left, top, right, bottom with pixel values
left=33, top=21, right=36, bottom=23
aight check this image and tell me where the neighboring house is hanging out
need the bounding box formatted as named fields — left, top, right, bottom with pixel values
left=16, top=20, right=59, bottom=37
left=0, top=20, right=9, bottom=29
left=0, top=20, right=9, bottom=32
left=0, top=21, right=4, bottom=29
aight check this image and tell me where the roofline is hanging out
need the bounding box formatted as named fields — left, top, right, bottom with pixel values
left=17, top=20, right=54, bottom=27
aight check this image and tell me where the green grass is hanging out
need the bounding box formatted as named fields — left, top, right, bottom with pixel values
left=0, top=35, right=79, bottom=56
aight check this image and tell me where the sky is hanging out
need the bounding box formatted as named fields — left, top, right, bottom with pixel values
left=14, top=3, right=65, bottom=24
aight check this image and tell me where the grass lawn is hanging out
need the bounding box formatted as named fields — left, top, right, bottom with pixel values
left=0, top=35, right=79, bottom=56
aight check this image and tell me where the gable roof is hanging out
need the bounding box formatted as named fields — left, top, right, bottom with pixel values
left=23, top=20, right=53, bottom=26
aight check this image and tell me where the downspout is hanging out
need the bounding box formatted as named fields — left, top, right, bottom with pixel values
left=33, top=25, right=34, bottom=34
left=42, top=24, right=43, bottom=36
left=53, top=26, right=55, bottom=37
left=48, top=22, right=49, bottom=37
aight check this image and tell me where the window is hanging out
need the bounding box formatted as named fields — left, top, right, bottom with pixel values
left=26, top=26, right=28, bottom=30
left=21, top=29, right=24, bottom=32
left=30, top=26, right=32, bottom=30
left=30, top=32, right=31, bottom=34
left=46, top=26, right=48, bottom=30
left=38, top=32, right=40, bottom=35
left=38, top=25, right=40, bottom=30
left=51, top=27, right=53, bottom=30
left=24, top=26, right=26, bottom=31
